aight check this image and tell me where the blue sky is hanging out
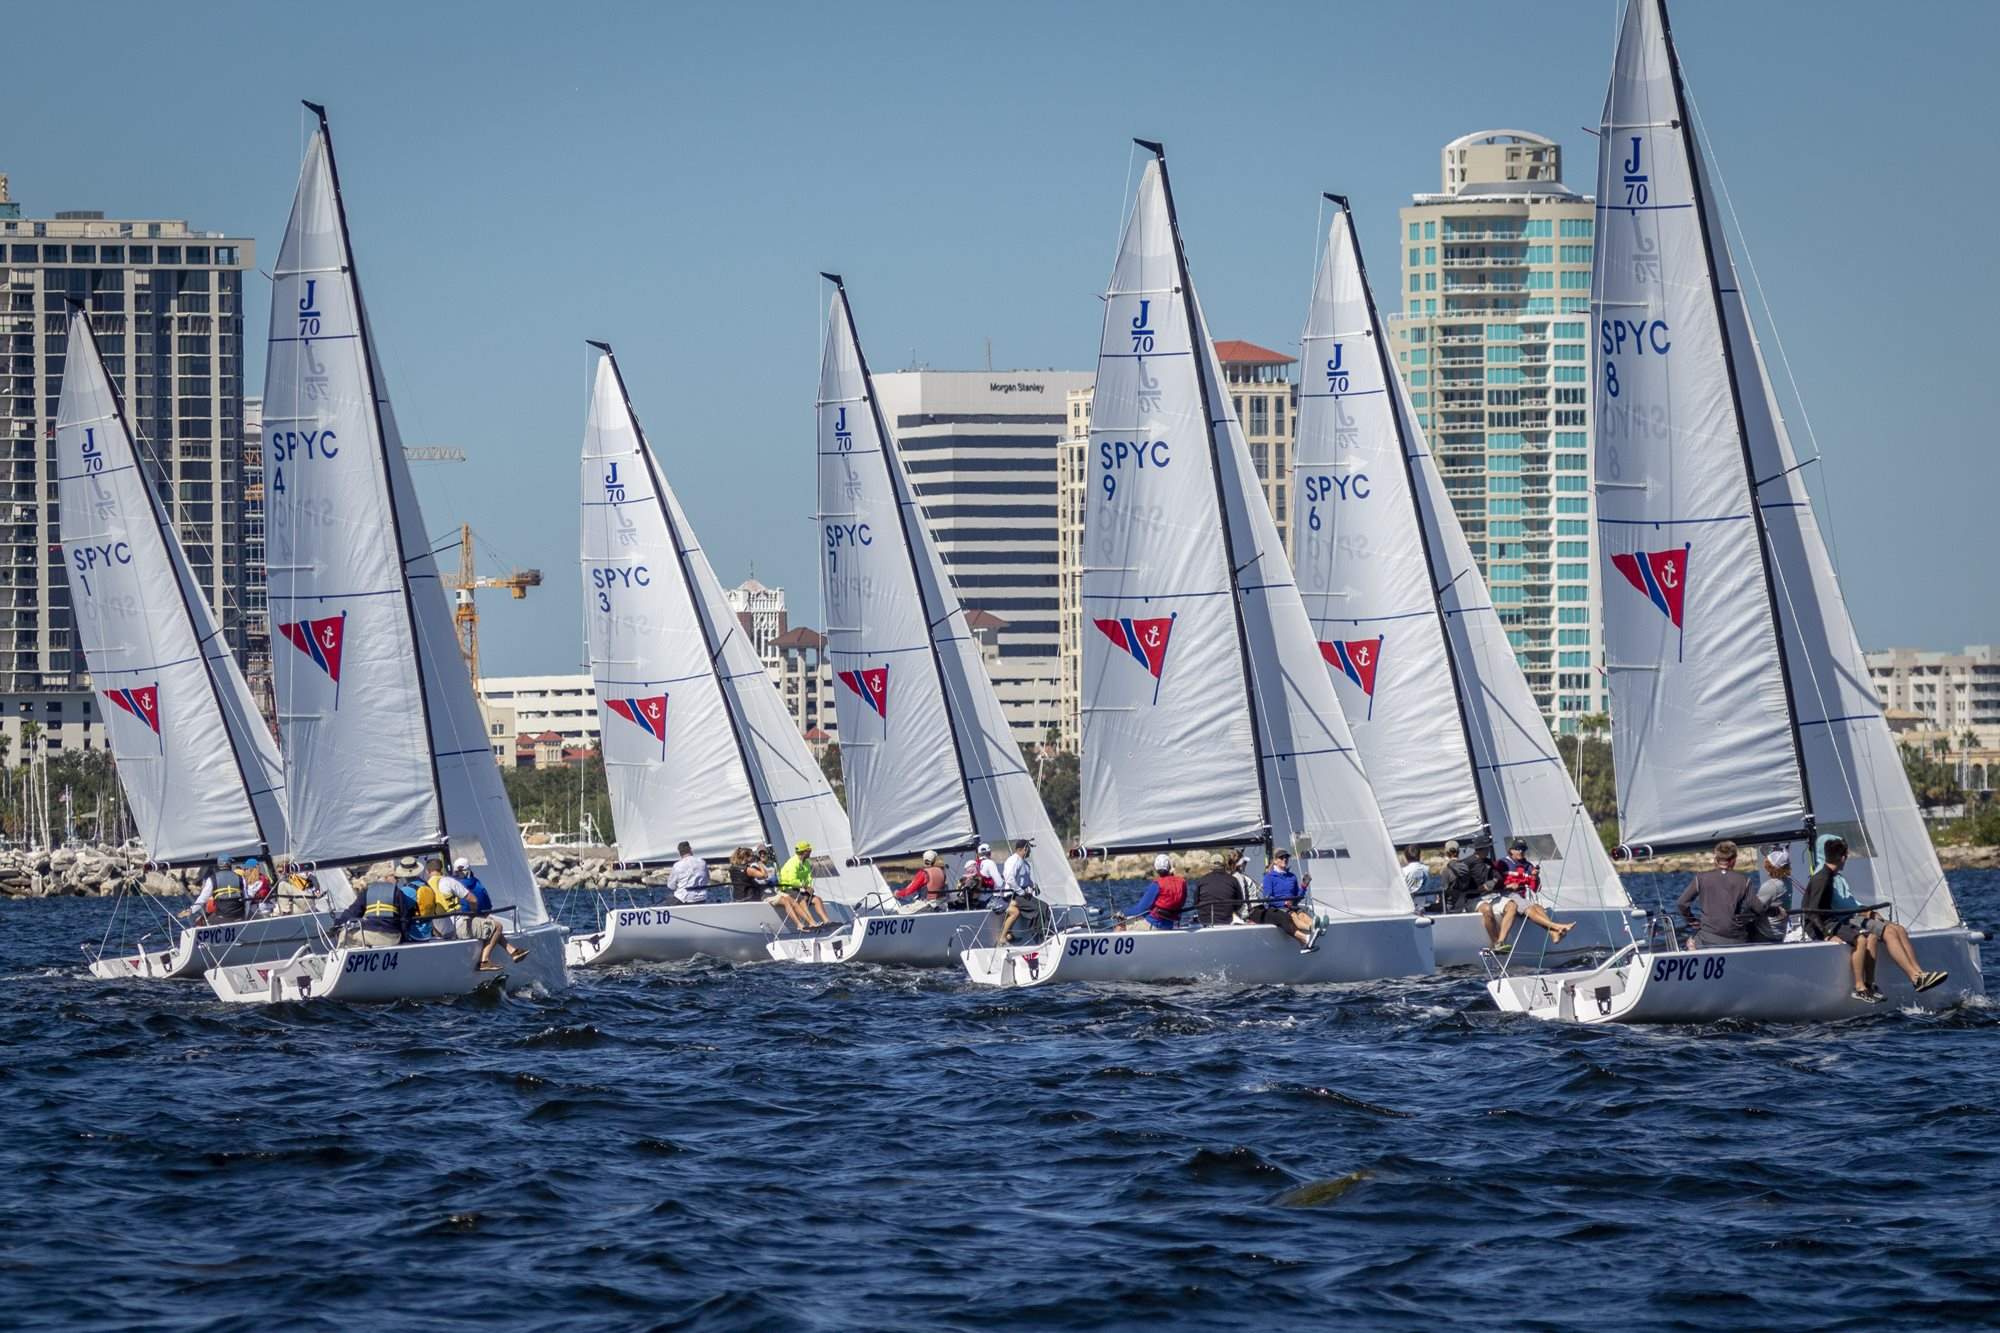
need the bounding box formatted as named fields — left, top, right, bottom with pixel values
left=11, top=0, right=1996, bottom=672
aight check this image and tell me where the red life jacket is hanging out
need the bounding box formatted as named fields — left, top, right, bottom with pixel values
left=1151, top=875, right=1188, bottom=922
left=1503, top=860, right=1540, bottom=895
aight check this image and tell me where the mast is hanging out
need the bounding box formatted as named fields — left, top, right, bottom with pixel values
left=303, top=100, right=448, bottom=850
left=1328, top=197, right=1491, bottom=841
left=1138, top=139, right=1273, bottom=850
left=69, top=304, right=275, bottom=862
left=1650, top=5, right=1816, bottom=831
left=822, top=274, right=980, bottom=851
left=590, top=340, right=779, bottom=853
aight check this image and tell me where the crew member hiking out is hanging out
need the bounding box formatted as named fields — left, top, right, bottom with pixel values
left=450, top=856, right=528, bottom=973
left=1250, top=848, right=1315, bottom=951
left=1479, top=838, right=1576, bottom=951
left=777, top=841, right=833, bottom=931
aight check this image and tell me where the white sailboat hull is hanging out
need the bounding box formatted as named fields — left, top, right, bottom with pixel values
left=765, top=907, right=1000, bottom=967
left=1488, top=928, right=1985, bottom=1024
left=1429, top=907, right=1648, bottom=968
left=206, top=921, right=568, bottom=1004
left=960, top=915, right=1435, bottom=989
left=564, top=900, right=789, bottom=967
left=88, top=912, right=334, bottom=981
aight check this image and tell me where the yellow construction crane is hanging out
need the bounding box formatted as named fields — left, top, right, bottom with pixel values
left=443, top=522, right=541, bottom=686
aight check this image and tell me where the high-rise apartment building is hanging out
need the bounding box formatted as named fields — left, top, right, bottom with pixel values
left=0, top=172, right=253, bottom=692
left=1866, top=646, right=2000, bottom=734
left=1216, top=340, right=1297, bottom=555
left=1390, top=131, right=1603, bottom=732
left=242, top=395, right=270, bottom=714
left=871, top=369, right=1091, bottom=746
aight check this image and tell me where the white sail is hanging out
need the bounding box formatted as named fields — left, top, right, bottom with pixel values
left=1080, top=158, right=1265, bottom=851
left=821, top=281, right=1083, bottom=907
left=56, top=308, right=284, bottom=864
left=583, top=349, right=764, bottom=863
left=263, top=125, right=443, bottom=865
left=1684, top=67, right=1956, bottom=928
left=1295, top=210, right=1485, bottom=844
left=818, top=289, right=975, bottom=858
left=1300, top=207, right=1627, bottom=910
left=580, top=349, right=869, bottom=903
left=1593, top=0, right=1809, bottom=850
left=1194, top=292, right=1411, bottom=916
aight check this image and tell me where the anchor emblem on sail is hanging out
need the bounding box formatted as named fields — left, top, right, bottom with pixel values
left=279, top=612, right=347, bottom=705
left=606, top=692, right=670, bottom=758
left=837, top=666, right=889, bottom=720
left=103, top=682, right=162, bottom=745
left=1319, top=635, right=1384, bottom=718
left=1094, top=614, right=1175, bottom=704
left=1611, top=545, right=1689, bottom=657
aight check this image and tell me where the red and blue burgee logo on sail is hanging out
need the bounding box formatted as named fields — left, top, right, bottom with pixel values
left=279, top=611, right=346, bottom=705
left=1611, top=544, right=1690, bottom=657
left=1094, top=613, right=1175, bottom=703
left=103, top=683, right=161, bottom=741
left=838, top=666, right=889, bottom=720
left=606, top=693, right=669, bottom=758
left=1319, top=635, right=1383, bottom=718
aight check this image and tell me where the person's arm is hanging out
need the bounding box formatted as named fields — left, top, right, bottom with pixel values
left=1122, top=884, right=1160, bottom=918
left=333, top=895, right=362, bottom=925
left=1676, top=877, right=1700, bottom=924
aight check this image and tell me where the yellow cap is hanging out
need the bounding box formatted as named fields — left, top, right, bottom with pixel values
left=794, top=840, right=812, bottom=853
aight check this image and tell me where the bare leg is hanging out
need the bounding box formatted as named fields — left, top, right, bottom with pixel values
left=1495, top=900, right=1520, bottom=946
left=998, top=903, right=1020, bottom=944
left=809, top=893, right=833, bottom=929
left=1861, top=934, right=1880, bottom=992
left=1524, top=902, right=1575, bottom=943
left=1478, top=901, right=1499, bottom=944
left=1878, top=923, right=1923, bottom=984
left=780, top=895, right=808, bottom=930
left=1846, top=938, right=1867, bottom=991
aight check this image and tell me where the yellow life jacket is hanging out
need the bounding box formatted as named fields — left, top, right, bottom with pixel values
left=434, top=886, right=463, bottom=915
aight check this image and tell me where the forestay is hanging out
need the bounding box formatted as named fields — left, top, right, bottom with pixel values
left=820, top=280, right=1082, bottom=907
left=818, top=287, right=975, bottom=859
left=1593, top=0, right=1809, bottom=850
left=1295, top=208, right=1485, bottom=845
left=1678, top=11, right=1956, bottom=930
left=1080, top=158, right=1264, bottom=851
left=57, top=309, right=286, bottom=864
left=583, top=350, right=764, bottom=863
left=1195, top=289, right=1411, bottom=917
left=263, top=121, right=443, bottom=866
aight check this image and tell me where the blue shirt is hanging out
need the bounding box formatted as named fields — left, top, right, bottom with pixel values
left=397, top=882, right=431, bottom=940
left=1262, top=867, right=1302, bottom=908
left=461, top=873, right=493, bottom=915
left=1122, top=883, right=1160, bottom=921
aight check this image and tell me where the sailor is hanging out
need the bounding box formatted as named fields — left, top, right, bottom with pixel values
left=180, top=856, right=247, bottom=924
left=396, top=856, right=435, bottom=942
left=994, top=839, right=1040, bottom=942
left=777, top=840, right=833, bottom=931
left=1192, top=851, right=1248, bottom=926
left=451, top=856, right=528, bottom=972
left=1435, top=840, right=1477, bottom=914
left=429, top=858, right=467, bottom=940
left=274, top=864, right=320, bottom=916
left=1479, top=838, right=1576, bottom=950
left=725, top=847, right=765, bottom=903
left=895, top=850, right=946, bottom=914
left=242, top=859, right=275, bottom=917
left=667, top=840, right=713, bottom=905
left=333, top=875, right=407, bottom=949
left=1675, top=841, right=1758, bottom=951
left=1749, top=846, right=1796, bottom=944
left=1116, top=854, right=1187, bottom=932
left=1801, top=836, right=1946, bottom=1001
left=1400, top=846, right=1431, bottom=901
left=975, top=842, right=1004, bottom=905
left=1250, top=848, right=1314, bottom=949
left=952, top=856, right=987, bottom=910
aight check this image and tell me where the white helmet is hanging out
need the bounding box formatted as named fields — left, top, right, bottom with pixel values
left=1154, top=853, right=1172, bottom=872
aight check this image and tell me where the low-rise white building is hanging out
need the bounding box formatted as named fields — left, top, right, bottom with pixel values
left=476, top=674, right=599, bottom=751
left=1866, top=645, right=2000, bottom=734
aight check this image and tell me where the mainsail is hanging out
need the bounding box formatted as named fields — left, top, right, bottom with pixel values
left=56, top=307, right=286, bottom=864
left=1299, top=202, right=1626, bottom=910
left=1594, top=0, right=1809, bottom=852
left=583, top=345, right=871, bottom=902
left=818, top=278, right=1082, bottom=907
left=1083, top=143, right=1410, bottom=918
left=1603, top=0, right=1956, bottom=927
left=265, top=105, right=543, bottom=926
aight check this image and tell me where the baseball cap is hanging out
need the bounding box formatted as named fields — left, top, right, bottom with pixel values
left=1765, top=847, right=1790, bottom=870
left=453, top=857, right=471, bottom=872
left=1272, top=847, right=1291, bottom=860
left=1153, top=853, right=1172, bottom=872
left=1509, top=839, right=1528, bottom=853
left=922, top=850, right=937, bottom=865
left=1444, top=840, right=1460, bottom=856
left=977, top=842, right=991, bottom=855
left=794, top=840, right=812, bottom=854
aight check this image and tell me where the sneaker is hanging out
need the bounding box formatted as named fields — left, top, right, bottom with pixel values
left=1915, top=970, right=1949, bottom=994
left=1852, top=987, right=1885, bottom=1004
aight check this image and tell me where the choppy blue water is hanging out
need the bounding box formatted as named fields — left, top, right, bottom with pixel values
left=2, top=872, right=1996, bottom=1331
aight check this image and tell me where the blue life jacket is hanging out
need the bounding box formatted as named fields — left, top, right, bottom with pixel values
left=461, top=872, right=493, bottom=915
left=397, top=882, right=432, bottom=940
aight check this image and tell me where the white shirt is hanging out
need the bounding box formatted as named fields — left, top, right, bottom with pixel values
left=1002, top=852, right=1035, bottom=895
left=977, top=856, right=1002, bottom=887
left=1401, top=861, right=1430, bottom=895
left=668, top=853, right=712, bottom=903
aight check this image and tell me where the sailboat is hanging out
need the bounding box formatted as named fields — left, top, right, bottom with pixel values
left=565, top=343, right=883, bottom=968
left=962, top=142, right=1434, bottom=988
left=767, top=276, right=1089, bottom=967
left=1491, top=0, right=1983, bottom=1022
left=61, top=306, right=352, bottom=980
left=208, top=103, right=567, bottom=1002
left=1293, top=199, right=1642, bottom=968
